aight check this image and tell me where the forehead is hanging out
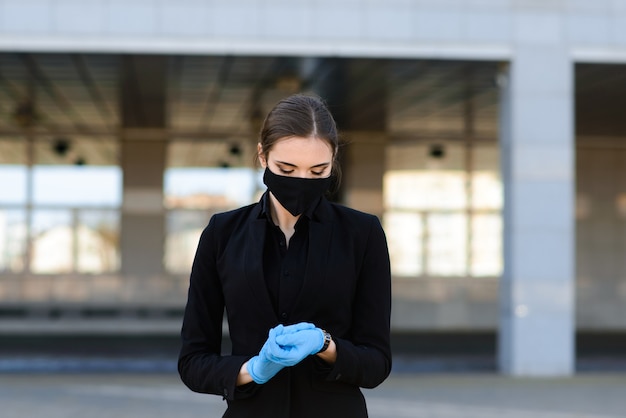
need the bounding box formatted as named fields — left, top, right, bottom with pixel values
left=268, top=136, right=333, bottom=164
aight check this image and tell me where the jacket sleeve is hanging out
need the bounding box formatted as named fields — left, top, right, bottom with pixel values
left=325, top=215, right=392, bottom=388
left=178, top=216, right=253, bottom=401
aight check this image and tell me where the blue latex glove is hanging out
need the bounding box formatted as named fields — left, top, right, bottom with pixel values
left=247, top=326, right=285, bottom=384
left=277, top=322, right=316, bottom=335
left=264, top=322, right=316, bottom=366
left=269, top=323, right=325, bottom=367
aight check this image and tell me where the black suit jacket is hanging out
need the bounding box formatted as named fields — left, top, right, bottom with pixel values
left=178, top=195, right=392, bottom=418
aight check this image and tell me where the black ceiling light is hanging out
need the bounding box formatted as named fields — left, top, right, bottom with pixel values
left=429, top=144, right=445, bottom=159
left=229, top=143, right=242, bottom=157
left=52, top=138, right=71, bottom=156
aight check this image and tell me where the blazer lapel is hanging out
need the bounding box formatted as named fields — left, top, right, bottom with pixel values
left=243, top=209, right=277, bottom=322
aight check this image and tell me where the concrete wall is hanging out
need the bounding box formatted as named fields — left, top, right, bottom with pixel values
left=0, top=1, right=623, bottom=62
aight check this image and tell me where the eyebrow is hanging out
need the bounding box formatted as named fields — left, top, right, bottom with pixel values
left=275, top=160, right=330, bottom=169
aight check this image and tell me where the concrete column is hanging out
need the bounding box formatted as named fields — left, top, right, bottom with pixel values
left=120, top=138, right=166, bottom=277
left=343, top=132, right=386, bottom=219
left=119, top=56, right=167, bottom=278
left=498, top=45, right=575, bottom=375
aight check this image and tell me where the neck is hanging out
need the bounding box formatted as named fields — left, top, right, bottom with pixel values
left=268, top=193, right=300, bottom=232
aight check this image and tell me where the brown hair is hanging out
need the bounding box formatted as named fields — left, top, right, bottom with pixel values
left=258, top=93, right=342, bottom=184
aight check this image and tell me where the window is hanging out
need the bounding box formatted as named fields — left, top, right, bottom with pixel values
left=0, top=136, right=121, bottom=274
left=0, top=166, right=27, bottom=204
left=0, top=209, right=26, bottom=272
left=32, top=166, right=121, bottom=207
left=0, top=139, right=27, bottom=273
left=164, top=140, right=262, bottom=274
left=383, top=141, right=502, bottom=278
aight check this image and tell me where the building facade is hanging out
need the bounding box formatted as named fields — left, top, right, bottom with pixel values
left=1, top=0, right=626, bottom=376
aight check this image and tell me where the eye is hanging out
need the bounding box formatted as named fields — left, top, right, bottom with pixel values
left=279, top=168, right=294, bottom=174
left=311, top=165, right=330, bottom=176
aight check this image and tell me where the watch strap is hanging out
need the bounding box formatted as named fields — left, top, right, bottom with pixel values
left=319, top=330, right=332, bottom=353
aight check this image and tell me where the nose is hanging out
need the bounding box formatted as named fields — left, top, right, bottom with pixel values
left=292, top=169, right=315, bottom=179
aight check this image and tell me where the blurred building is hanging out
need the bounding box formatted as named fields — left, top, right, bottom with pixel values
left=1, top=1, right=625, bottom=376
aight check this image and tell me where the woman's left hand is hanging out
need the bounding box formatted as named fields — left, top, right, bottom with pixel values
left=268, top=323, right=325, bottom=366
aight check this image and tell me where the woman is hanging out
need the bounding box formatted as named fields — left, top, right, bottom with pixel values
left=178, top=94, right=392, bottom=418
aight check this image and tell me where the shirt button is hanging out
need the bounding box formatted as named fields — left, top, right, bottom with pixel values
left=281, top=312, right=288, bottom=319
left=284, top=270, right=290, bottom=277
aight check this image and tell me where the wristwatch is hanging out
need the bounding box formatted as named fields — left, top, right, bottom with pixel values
left=319, top=330, right=332, bottom=353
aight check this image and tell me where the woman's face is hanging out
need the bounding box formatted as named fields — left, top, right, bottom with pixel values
left=259, top=136, right=333, bottom=179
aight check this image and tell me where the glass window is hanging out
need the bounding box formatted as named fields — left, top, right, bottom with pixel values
left=384, top=140, right=502, bottom=278
left=384, top=171, right=466, bottom=210
left=19, top=137, right=123, bottom=276
left=0, top=139, right=28, bottom=273
left=0, top=139, right=27, bottom=205
left=0, top=209, right=27, bottom=272
left=471, top=214, right=502, bottom=277
left=383, top=211, right=423, bottom=277
left=164, top=140, right=262, bottom=275
left=165, top=210, right=213, bottom=274
left=77, top=210, right=120, bottom=273
left=427, top=213, right=467, bottom=276
left=471, top=144, right=502, bottom=210
left=33, top=166, right=121, bottom=207
left=31, top=209, right=74, bottom=274
left=472, top=172, right=502, bottom=210
left=164, top=167, right=260, bottom=210
left=0, top=166, right=27, bottom=205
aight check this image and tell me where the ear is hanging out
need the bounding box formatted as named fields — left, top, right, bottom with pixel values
left=257, top=143, right=267, bottom=168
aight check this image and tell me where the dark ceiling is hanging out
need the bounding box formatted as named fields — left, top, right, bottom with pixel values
left=2, top=53, right=616, bottom=167
left=576, top=63, right=626, bottom=137
left=0, top=53, right=500, bottom=136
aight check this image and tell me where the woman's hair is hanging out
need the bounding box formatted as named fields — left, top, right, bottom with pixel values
left=258, top=93, right=342, bottom=183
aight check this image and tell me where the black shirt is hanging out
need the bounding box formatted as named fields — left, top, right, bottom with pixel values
left=260, top=192, right=317, bottom=321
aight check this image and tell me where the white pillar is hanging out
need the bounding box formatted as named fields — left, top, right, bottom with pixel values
left=498, top=44, right=575, bottom=375
left=119, top=56, right=167, bottom=279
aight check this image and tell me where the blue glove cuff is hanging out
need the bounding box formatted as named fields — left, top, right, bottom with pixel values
left=313, top=328, right=325, bottom=353
left=247, top=356, right=268, bottom=384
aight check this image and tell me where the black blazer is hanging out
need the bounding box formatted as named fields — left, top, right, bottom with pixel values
left=178, top=195, right=392, bottom=418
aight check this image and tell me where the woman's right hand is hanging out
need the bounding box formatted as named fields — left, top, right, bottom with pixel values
left=245, top=326, right=285, bottom=384
left=241, top=322, right=320, bottom=385
left=240, top=325, right=284, bottom=384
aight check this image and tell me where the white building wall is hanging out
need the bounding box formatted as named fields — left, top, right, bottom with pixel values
left=0, top=1, right=625, bottom=61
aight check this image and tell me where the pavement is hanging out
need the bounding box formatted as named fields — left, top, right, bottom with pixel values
left=1, top=371, right=626, bottom=418
left=1, top=333, right=625, bottom=417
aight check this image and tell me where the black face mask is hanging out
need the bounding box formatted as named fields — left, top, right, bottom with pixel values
left=263, top=167, right=332, bottom=216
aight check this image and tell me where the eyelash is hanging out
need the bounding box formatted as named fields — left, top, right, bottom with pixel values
left=279, top=168, right=325, bottom=176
